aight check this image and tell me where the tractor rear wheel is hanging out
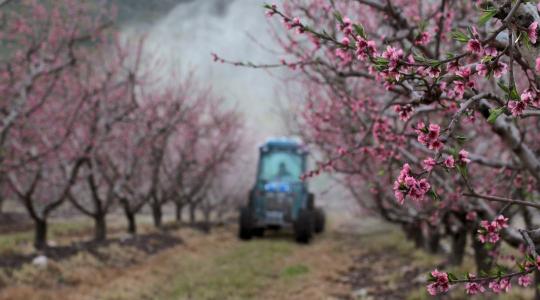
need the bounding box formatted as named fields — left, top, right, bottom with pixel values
left=238, top=207, right=254, bottom=240
left=253, top=227, right=265, bottom=237
left=314, top=208, right=325, bottom=234
left=294, top=209, right=314, bottom=243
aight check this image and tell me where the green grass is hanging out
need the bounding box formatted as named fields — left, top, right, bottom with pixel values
left=281, top=264, right=309, bottom=278
left=0, top=220, right=91, bottom=254
left=166, top=239, right=296, bottom=300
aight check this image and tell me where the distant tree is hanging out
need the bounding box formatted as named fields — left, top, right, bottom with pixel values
left=1, top=0, right=113, bottom=249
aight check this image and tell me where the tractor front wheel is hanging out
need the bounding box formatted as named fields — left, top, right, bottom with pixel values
left=294, top=209, right=314, bottom=243
left=238, top=207, right=254, bottom=240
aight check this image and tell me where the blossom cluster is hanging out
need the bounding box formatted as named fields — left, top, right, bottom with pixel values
left=415, top=122, right=443, bottom=151
left=429, top=270, right=535, bottom=296
left=427, top=270, right=451, bottom=295
left=393, top=163, right=431, bottom=204
left=477, top=215, right=509, bottom=244
left=508, top=89, right=540, bottom=117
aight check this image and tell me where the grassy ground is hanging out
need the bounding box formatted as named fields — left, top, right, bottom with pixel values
left=0, top=214, right=535, bottom=299
left=0, top=219, right=92, bottom=255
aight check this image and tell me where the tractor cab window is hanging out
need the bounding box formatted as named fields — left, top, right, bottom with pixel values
left=259, top=150, right=303, bottom=182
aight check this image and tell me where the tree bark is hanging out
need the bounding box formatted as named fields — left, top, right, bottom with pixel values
left=152, top=203, right=162, bottom=228
left=203, top=208, right=211, bottom=233
left=403, top=222, right=424, bottom=248
left=34, top=218, right=48, bottom=250
left=175, top=202, right=184, bottom=223
left=94, top=214, right=107, bottom=242
left=426, top=226, right=440, bottom=254
left=449, top=229, right=467, bottom=266
left=189, top=202, right=196, bottom=224
left=121, top=201, right=137, bottom=234
left=126, top=211, right=137, bottom=234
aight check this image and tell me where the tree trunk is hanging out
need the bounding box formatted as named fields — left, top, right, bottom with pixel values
left=203, top=208, right=211, bottom=233
left=403, top=222, right=424, bottom=248
left=426, top=227, right=440, bottom=254
left=152, top=203, right=162, bottom=228
left=121, top=201, right=137, bottom=235
left=94, top=214, right=107, bottom=242
left=413, top=226, right=425, bottom=249
left=126, top=211, right=137, bottom=235
left=449, top=229, right=467, bottom=265
left=472, top=230, right=494, bottom=273
left=175, top=202, right=184, bottom=223
left=189, top=203, right=196, bottom=225
left=34, top=218, right=48, bottom=250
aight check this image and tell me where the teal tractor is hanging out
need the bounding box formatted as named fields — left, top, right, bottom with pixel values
left=239, top=138, right=325, bottom=243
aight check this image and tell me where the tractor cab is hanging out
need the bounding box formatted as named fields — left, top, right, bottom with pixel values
left=239, top=138, right=325, bottom=243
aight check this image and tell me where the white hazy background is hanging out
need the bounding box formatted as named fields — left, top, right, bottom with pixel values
left=123, top=0, right=289, bottom=138
left=119, top=0, right=358, bottom=215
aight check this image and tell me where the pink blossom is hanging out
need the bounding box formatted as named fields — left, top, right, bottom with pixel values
left=428, top=124, right=440, bottom=139
left=489, top=278, right=511, bottom=293
left=466, top=211, right=477, bottom=221
left=455, top=67, right=472, bottom=79
left=341, top=36, right=350, bottom=47
left=265, top=5, right=276, bottom=18
left=427, top=67, right=440, bottom=78
left=415, top=31, right=431, bottom=45
left=427, top=269, right=451, bottom=295
left=476, top=63, right=488, bottom=77
left=465, top=282, right=485, bottom=295
left=508, top=100, right=526, bottom=117
left=422, top=157, right=436, bottom=172
left=466, top=39, right=483, bottom=53
left=416, top=123, right=444, bottom=151
left=444, top=156, right=455, bottom=168
left=429, top=139, right=444, bottom=151
left=518, top=275, right=532, bottom=287
left=341, top=17, right=352, bottom=34
left=382, top=46, right=404, bottom=70
left=529, top=21, right=538, bottom=44
left=393, top=163, right=431, bottom=204
left=458, top=149, right=471, bottom=164
left=493, top=62, right=508, bottom=78
left=448, top=60, right=459, bottom=73
left=478, top=219, right=502, bottom=244
left=521, top=90, right=534, bottom=105
left=536, top=57, right=540, bottom=72
left=484, top=46, right=498, bottom=57
left=495, top=215, right=509, bottom=229
left=394, top=104, right=413, bottom=121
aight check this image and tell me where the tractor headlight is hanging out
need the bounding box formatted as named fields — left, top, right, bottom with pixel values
left=264, top=182, right=277, bottom=192
left=278, top=183, right=290, bottom=193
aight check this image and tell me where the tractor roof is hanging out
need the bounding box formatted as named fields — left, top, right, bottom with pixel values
left=260, top=137, right=307, bottom=152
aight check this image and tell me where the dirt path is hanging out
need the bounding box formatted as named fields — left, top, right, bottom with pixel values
left=0, top=217, right=439, bottom=300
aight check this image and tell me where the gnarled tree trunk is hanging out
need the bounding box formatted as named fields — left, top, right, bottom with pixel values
left=152, top=203, right=162, bottom=228
left=94, top=214, right=107, bottom=242
left=189, top=202, right=196, bottom=225
left=175, top=202, right=184, bottom=223
left=34, top=218, right=48, bottom=250
left=449, top=229, right=467, bottom=266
